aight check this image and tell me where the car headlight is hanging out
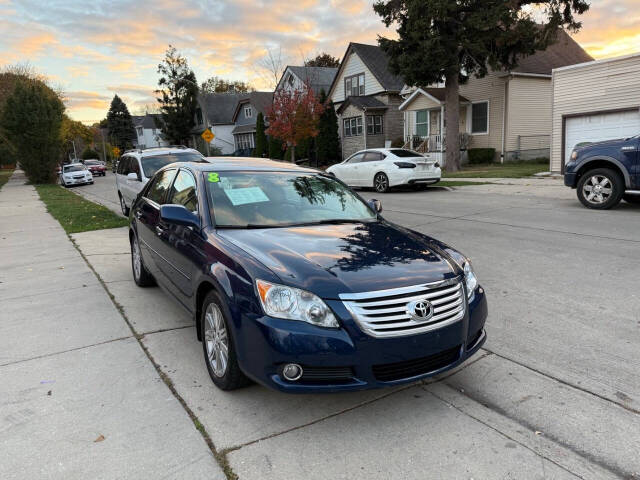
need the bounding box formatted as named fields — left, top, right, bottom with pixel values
left=570, top=150, right=578, bottom=161
left=256, top=279, right=339, bottom=328
left=445, top=249, right=479, bottom=301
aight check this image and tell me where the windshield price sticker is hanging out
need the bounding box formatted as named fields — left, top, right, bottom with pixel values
left=224, top=187, right=269, bottom=206
left=208, top=172, right=220, bottom=183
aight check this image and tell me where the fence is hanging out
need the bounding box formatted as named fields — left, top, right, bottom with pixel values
left=507, top=134, right=550, bottom=161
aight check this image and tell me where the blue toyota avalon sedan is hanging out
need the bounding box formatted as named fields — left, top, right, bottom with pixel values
left=128, top=158, right=487, bottom=393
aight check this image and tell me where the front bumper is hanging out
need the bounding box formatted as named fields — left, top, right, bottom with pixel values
left=235, top=286, right=487, bottom=393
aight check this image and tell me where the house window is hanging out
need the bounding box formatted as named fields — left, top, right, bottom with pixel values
left=366, top=115, right=383, bottom=135
left=286, top=73, right=294, bottom=86
left=236, top=133, right=255, bottom=150
left=415, top=110, right=429, bottom=137
left=136, top=127, right=143, bottom=138
left=343, top=117, right=363, bottom=137
left=244, top=105, right=253, bottom=118
left=471, top=101, right=489, bottom=134
left=344, top=73, right=365, bottom=97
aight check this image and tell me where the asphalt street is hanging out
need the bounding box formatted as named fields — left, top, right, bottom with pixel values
left=61, top=172, right=640, bottom=479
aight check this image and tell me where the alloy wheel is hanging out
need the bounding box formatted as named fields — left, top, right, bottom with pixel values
left=132, top=238, right=141, bottom=281
left=204, top=303, right=229, bottom=378
left=374, top=173, right=389, bottom=193
left=582, top=175, right=612, bottom=205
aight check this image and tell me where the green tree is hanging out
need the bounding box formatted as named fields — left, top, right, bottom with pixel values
left=305, top=53, right=340, bottom=68
left=316, top=89, right=340, bottom=165
left=106, top=95, right=135, bottom=151
left=0, top=80, right=64, bottom=183
left=156, top=45, right=199, bottom=145
left=201, top=76, right=252, bottom=93
left=374, top=0, right=589, bottom=172
left=268, top=134, right=283, bottom=160
left=254, top=112, right=267, bottom=157
left=81, top=147, right=100, bottom=159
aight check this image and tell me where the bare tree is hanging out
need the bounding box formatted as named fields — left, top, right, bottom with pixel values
left=256, top=46, right=288, bottom=89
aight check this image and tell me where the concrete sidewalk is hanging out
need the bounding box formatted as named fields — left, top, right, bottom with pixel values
left=0, top=170, right=223, bottom=480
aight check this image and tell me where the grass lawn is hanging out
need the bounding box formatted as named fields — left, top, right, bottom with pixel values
left=35, top=184, right=129, bottom=234
left=443, top=160, right=548, bottom=178
left=0, top=167, right=15, bottom=190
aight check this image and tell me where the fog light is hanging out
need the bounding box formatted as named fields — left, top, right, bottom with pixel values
left=282, top=363, right=303, bottom=381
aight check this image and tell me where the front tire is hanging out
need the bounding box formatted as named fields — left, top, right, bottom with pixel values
left=119, top=193, right=130, bottom=216
left=201, top=291, right=249, bottom=391
left=374, top=172, right=390, bottom=193
left=623, top=194, right=640, bottom=205
left=576, top=168, right=624, bottom=210
left=131, top=233, right=154, bottom=287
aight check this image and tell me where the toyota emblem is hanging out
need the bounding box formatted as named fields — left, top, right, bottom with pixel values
left=407, top=300, right=434, bottom=322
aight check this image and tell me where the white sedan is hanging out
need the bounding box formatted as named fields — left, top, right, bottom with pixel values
left=326, top=148, right=441, bottom=193
left=60, top=163, right=93, bottom=187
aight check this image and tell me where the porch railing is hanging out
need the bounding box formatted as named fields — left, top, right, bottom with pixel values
left=403, top=133, right=468, bottom=153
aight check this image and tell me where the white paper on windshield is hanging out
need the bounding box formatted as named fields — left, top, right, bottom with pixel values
left=224, top=187, right=269, bottom=206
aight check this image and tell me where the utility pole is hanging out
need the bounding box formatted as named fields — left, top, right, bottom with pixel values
left=100, top=129, right=107, bottom=163
left=72, top=140, right=77, bottom=161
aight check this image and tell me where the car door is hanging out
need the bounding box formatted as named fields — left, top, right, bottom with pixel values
left=122, top=156, right=143, bottom=206
left=362, top=151, right=386, bottom=186
left=339, top=152, right=365, bottom=185
left=621, top=136, right=640, bottom=187
left=135, top=168, right=177, bottom=286
left=156, top=168, right=206, bottom=305
left=116, top=156, right=130, bottom=199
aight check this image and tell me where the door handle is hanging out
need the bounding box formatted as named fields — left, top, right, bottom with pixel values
left=155, top=225, right=165, bottom=236
left=135, top=211, right=142, bottom=219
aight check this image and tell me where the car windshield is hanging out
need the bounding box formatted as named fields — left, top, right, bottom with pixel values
left=141, top=153, right=205, bottom=178
left=63, top=165, right=86, bottom=172
left=84, top=161, right=99, bottom=165
left=390, top=149, right=423, bottom=158
left=206, top=171, right=377, bottom=228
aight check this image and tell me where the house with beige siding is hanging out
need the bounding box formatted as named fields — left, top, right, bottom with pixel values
left=551, top=52, right=640, bottom=173
left=328, top=43, right=405, bottom=160
left=399, top=30, right=592, bottom=163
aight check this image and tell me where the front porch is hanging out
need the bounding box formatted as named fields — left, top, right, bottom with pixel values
left=399, top=88, right=471, bottom=164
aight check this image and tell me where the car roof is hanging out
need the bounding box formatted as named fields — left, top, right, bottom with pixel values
left=64, top=162, right=84, bottom=167
left=166, top=157, right=321, bottom=174
left=125, top=147, right=203, bottom=158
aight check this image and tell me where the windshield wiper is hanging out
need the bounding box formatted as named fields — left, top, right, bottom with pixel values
left=216, top=224, right=287, bottom=229
left=288, top=218, right=374, bottom=226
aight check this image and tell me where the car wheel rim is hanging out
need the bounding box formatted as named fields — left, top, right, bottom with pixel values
left=132, top=238, right=141, bottom=280
left=204, top=303, right=229, bottom=378
left=375, top=174, right=387, bottom=192
left=583, top=175, right=612, bottom=204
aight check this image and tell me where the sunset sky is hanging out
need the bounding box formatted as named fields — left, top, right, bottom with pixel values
left=1, top=0, right=638, bottom=124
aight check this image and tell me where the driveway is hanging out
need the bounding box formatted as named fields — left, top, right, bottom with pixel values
left=70, top=175, right=640, bottom=479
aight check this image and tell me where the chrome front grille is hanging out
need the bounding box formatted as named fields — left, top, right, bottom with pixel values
left=339, top=279, right=465, bottom=338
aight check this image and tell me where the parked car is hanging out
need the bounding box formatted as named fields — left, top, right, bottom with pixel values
left=326, top=148, right=441, bottom=193
left=60, top=163, right=93, bottom=187
left=84, top=159, right=106, bottom=176
left=128, top=158, right=487, bottom=393
left=565, top=135, right=640, bottom=209
left=115, top=146, right=204, bottom=216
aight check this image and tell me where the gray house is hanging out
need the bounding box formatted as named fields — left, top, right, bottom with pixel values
left=192, top=93, right=244, bottom=154
left=327, top=43, right=405, bottom=160
left=276, top=66, right=338, bottom=96
left=231, top=91, right=273, bottom=155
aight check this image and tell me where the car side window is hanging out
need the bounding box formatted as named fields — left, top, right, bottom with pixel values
left=145, top=169, right=176, bottom=204
left=363, top=152, right=384, bottom=162
left=120, top=157, right=131, bottom=175
left=129, top=158, right=141, bottom=179
left=347, top=153, right=365, bottom=164
left=168, top=169, right=198, bottom=213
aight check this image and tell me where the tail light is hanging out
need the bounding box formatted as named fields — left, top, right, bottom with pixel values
left=394, top=162, right=416, bottom=169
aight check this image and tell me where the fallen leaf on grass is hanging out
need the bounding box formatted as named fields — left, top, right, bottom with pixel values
left=94, top=434, right=105, bottom=443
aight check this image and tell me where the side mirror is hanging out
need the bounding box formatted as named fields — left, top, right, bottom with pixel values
left=160, top=204, right=201, bottom=230
left=368, top=199, right=382, bottom=213
left=127, top=172, right=140, bottom=181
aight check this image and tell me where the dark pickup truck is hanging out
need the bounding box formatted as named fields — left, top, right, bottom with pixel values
left=564, top=135, right=640, bottom=209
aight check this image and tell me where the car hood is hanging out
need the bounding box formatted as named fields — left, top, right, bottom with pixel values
left=218, top=221, right=458, bottom=299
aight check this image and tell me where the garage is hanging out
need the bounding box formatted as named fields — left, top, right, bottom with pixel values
left=551, top=52, right=640, bottom=172
left=564, top=109, right=640, bottom=161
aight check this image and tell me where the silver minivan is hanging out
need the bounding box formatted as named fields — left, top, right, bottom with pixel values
left=115, top=147, right=204, bottom=215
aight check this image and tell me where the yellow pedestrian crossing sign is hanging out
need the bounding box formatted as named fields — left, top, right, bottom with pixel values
left=201, top=128, right=214, bottom=143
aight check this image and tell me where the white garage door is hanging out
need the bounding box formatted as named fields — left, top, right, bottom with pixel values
left=565, top=110, right=640, bottom=161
